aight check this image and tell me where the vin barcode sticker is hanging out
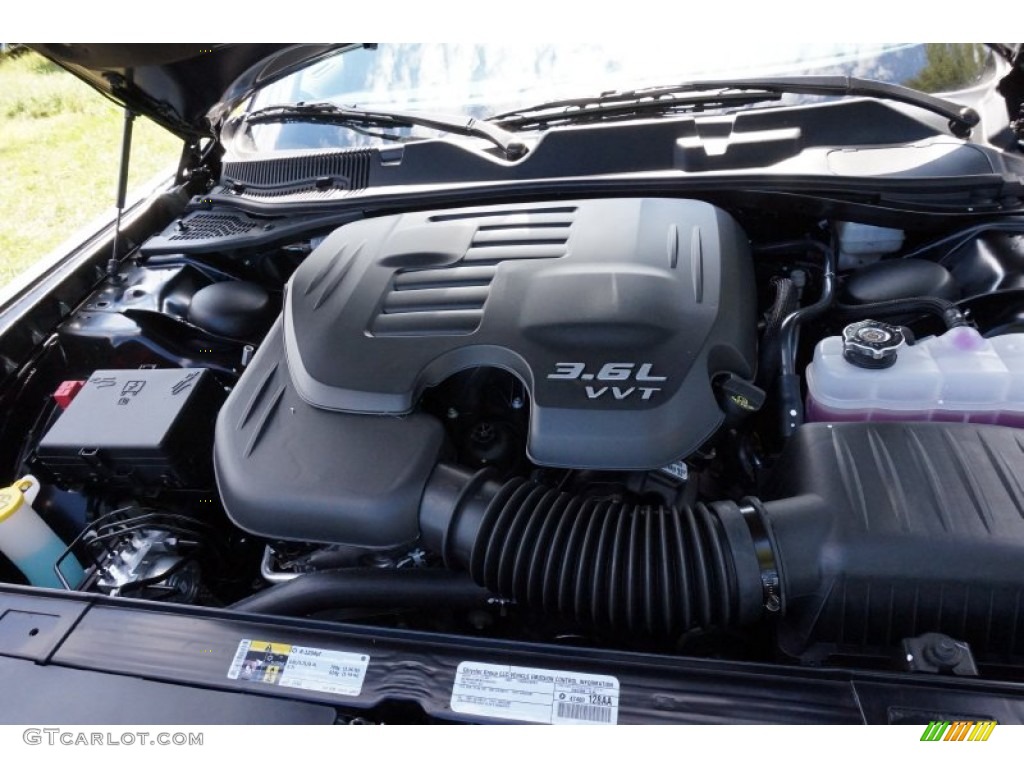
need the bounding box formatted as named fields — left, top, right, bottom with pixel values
left=451, top=661, right=619, bottom=724
left=227, top=639, right=369, bottom=697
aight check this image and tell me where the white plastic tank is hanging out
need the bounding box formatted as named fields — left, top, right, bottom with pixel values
left=806, top=326, right=1024, bottom=426
left=0, top=475, right=84, bottom=589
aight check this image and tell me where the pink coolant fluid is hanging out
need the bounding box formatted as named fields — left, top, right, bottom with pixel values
left=805, top=327, right=1024, bottom=426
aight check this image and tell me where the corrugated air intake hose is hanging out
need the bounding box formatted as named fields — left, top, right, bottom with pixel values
left=420, top=464, right=773, bottom=635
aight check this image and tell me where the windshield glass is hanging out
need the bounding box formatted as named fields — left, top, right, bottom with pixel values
left=241, top=43, right=996, bottom=152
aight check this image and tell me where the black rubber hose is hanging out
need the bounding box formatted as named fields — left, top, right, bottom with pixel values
left=833, top=295, right=968, bottom=330
left=757, top=276, right=797, bottom=388
left=754, top=240, right=836, bottom=438
left=229, top=568, right=495, bottom=617
left=765, top=276, right=798, bottom=336
left=420, top=466, right=766, bottom=636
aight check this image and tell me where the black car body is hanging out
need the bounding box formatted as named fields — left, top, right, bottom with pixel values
left=3, top=43, right=1024, bottom=724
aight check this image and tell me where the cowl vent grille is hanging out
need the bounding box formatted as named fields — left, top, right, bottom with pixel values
left=167, top=213, right=261, bottom=241
left=222, top=149, right=373, bottom=192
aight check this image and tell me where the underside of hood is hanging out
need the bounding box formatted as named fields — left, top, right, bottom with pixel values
left=28, top=43, right=358, bottom=137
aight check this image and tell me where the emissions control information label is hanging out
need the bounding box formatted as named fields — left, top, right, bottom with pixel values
left=227, top=639, right=369, bottom=697
left=451, top=661, right=619, bottom=724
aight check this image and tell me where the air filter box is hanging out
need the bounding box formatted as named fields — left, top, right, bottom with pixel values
left=763, top=421, right=1024, bottom=658
left=34, top=368, right=224, bottom=490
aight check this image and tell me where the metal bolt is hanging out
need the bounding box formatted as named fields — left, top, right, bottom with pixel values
left=511, top=396, right=524, bottom=410
left=446, top=407, right=459, bottom=420
left=471, top=422, right=496, bottom=445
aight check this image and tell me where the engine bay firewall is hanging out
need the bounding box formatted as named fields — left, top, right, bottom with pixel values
left=284, top=198, right=757, bottom=469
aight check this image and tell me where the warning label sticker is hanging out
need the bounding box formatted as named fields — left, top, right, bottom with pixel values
left=451, top=661, right=619, bottom=724
left=227, top=639, right=368, bottom=697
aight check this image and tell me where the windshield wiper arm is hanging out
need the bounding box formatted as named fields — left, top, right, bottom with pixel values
left=243, top=102, right=529, bottom=160
left=490, top=76, right=981, bottom=137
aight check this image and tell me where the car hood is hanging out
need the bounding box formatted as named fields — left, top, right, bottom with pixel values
left=28, top=43, right=360, bottom=137
left=30, top=44, right=1023, bottom=142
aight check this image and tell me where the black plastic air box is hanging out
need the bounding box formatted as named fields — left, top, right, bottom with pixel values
left=34, top=368, right=225, bottom=490
left=762, top=422, right=1024, bottom=658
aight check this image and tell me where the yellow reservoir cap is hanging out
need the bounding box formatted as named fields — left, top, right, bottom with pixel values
left=0, top=478, right=33, bottom=523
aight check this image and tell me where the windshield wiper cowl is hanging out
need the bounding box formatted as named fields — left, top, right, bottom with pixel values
left=240, top=102, right=529, bottom=160
left=490, top=76, right=981, bottom=138
left=684, top=76, right=981, bottom=137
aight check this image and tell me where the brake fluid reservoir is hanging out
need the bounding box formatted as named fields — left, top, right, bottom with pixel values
left=806, top=324, right=1024, bottom=426
left=0, top=475, right=84, bottom=589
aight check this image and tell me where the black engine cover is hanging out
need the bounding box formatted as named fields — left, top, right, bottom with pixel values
left=284, top=198, right=756, bottom=469
left=215, top=320, right=445, bottom=547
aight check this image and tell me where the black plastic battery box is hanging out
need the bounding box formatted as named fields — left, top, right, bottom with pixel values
left=34, top=368, right=225, bottom=490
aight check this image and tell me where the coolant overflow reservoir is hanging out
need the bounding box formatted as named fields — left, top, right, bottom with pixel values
left=0, top=475, right=84, bottom=589
left=806, top=326, right=1024, bottom=426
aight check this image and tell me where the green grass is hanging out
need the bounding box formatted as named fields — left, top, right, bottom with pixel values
left=0, top=52, right=182, bottom=288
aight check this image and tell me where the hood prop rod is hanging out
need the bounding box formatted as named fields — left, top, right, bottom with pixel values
left=106, top=106, right=135, bottom=282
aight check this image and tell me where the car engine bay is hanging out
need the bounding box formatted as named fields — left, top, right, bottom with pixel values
left=5, top=145, right=1024, bottom=686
